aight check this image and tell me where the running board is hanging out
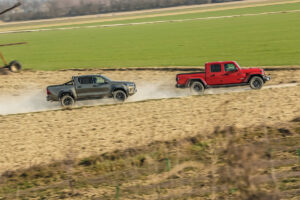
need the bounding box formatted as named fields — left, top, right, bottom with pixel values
left=207, top=83, right=249, bottom=88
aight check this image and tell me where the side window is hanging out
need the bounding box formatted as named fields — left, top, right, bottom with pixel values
left=210, top=64, right=221, bottom=73
left=78, top=77, right=93, bottom=84
left=224, top=64, right=237, bottom=72
left=93, top=77, right=105, bottom=84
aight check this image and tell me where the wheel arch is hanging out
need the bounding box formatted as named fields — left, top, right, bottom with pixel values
left=113, top=86, right=127, bottom=94
left=59, top=91, right=75, bottom=99
left=247, top=74, right=264, bottom=83
left=187, top=79, right=207, bottom=88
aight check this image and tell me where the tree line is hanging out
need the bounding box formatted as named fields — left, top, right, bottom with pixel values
left=0, top=0, right=242, bottom=21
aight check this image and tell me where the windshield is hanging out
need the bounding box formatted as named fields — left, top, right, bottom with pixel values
left=101, top=75, right=112, bottom=82
left=235, top=62, right=241, bottom=69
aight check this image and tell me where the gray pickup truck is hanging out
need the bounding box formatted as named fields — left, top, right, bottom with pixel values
left=47, top=75, right=137, bottom=107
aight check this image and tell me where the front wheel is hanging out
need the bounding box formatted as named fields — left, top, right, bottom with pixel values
left=190, top=82, right=205, bottom=95
left=60, top=95, right=75, bottom=108
left=113, top=90, right=127, bottom=103
left=249, top=76, right=264, bottom=90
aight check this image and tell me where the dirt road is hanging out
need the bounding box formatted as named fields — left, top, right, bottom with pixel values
left=0, top=68, right=299, bottom=174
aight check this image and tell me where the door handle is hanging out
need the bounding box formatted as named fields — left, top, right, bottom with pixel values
left=93, top=85, right=97, bottom=87
left=77, top=86, right=82, bottom=88
left=210, top=74, right=215, bottom=77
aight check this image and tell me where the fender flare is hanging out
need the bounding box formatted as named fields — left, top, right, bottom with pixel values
left=186, top=79, right=207, bottom=88
left=58, top=90, right=75, bottom=99
left=246, top=74, right=264, bottom=83
left=112, top=86, right=128, bottom=96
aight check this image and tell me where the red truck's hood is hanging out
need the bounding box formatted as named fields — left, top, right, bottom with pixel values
left=240, top=67, right=264, bottom=74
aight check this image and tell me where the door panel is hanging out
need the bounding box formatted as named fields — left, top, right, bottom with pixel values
left=206, top=64, right=224, bottom=85
left=91, top=83, right=111, bottom=97
left=222, top=63, right=246, bottom=84
left=91, top=76, right=111, bottom=97
left=76, top=76, right=95, bottom=98
left=76, top=84, right=94, bottom=98
left=222, top=71, right=246, bottom=84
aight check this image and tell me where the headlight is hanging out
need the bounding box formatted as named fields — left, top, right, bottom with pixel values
left=127, top=85, right=135, bottom=93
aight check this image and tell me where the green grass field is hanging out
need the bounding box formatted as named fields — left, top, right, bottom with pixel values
left=39, top=1, right=300, bottom=29
left=1, top=2, right=300, bottom=70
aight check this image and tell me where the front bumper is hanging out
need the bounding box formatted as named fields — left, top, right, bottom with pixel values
left=263, top=75, right=271, bottom=82
left=128, top=87, right=137, bottom=96
left=176, top=84, right=186, bottom=88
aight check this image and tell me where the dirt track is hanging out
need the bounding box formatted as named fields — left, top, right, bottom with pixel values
left=0, top=66, right=299, bottom=94
left=0, top=68, right=299, bottom=174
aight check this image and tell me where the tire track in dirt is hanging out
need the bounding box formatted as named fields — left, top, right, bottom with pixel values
left=0, top=82, right=298, bottom=115
left=0, top=84, right=299, bottom=174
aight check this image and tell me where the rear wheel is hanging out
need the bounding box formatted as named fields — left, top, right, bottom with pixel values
left=190, top=81, right=205, bottom=95
left=113, top=90, right=127, bottom=103
left=8, top=61, right=22, bottom=72
left=60, top=95, right=75, bottom=108
left=249, top=76, right=264, bottom=90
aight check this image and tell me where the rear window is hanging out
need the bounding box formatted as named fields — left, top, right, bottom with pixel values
left=78, top=76, right=93, bottom=84
left=210, top=64, right=221, bottom=72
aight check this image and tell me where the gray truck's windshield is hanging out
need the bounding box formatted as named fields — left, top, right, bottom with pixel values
left=101, top=75, right=112, bottom=82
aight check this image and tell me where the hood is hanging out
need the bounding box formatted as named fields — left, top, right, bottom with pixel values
left=240, top=68, right=264, bottom=74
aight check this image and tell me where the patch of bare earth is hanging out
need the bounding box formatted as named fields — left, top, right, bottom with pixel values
left=0, top=67, right=299, bottom=175
left=0, top=120, right=299, bottom=199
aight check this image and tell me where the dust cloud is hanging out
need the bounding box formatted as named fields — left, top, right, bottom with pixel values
left=0, top=83, right=297, bottom=115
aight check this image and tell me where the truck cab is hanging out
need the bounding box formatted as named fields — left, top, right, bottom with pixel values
left=176, top=61, right=270, bottom=94
left=73, top=75, right=112, bottom=99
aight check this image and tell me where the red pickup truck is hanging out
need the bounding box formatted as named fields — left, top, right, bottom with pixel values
left=176, top=61, right=270, bottom=94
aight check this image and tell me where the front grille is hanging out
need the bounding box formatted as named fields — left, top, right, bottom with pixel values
left=129, top=87, right=135, bottom=93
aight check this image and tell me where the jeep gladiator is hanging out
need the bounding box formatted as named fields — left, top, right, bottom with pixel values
left=47, top=75, right=137, bottom=107
left=176, top=61, right=270, bottom=94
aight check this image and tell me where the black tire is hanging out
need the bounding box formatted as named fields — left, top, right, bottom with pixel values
left=113, top=90, right=127, bottom=103
left=190, top=81, right=205, bottom=95
left=249, top=76, right=264, bottom=90
left=60, top=95, right=75, bottom=108
left=8, top=61, right=22, bottom=72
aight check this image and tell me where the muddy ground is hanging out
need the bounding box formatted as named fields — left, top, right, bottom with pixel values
left=0, top=67, right=299, bottom=174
